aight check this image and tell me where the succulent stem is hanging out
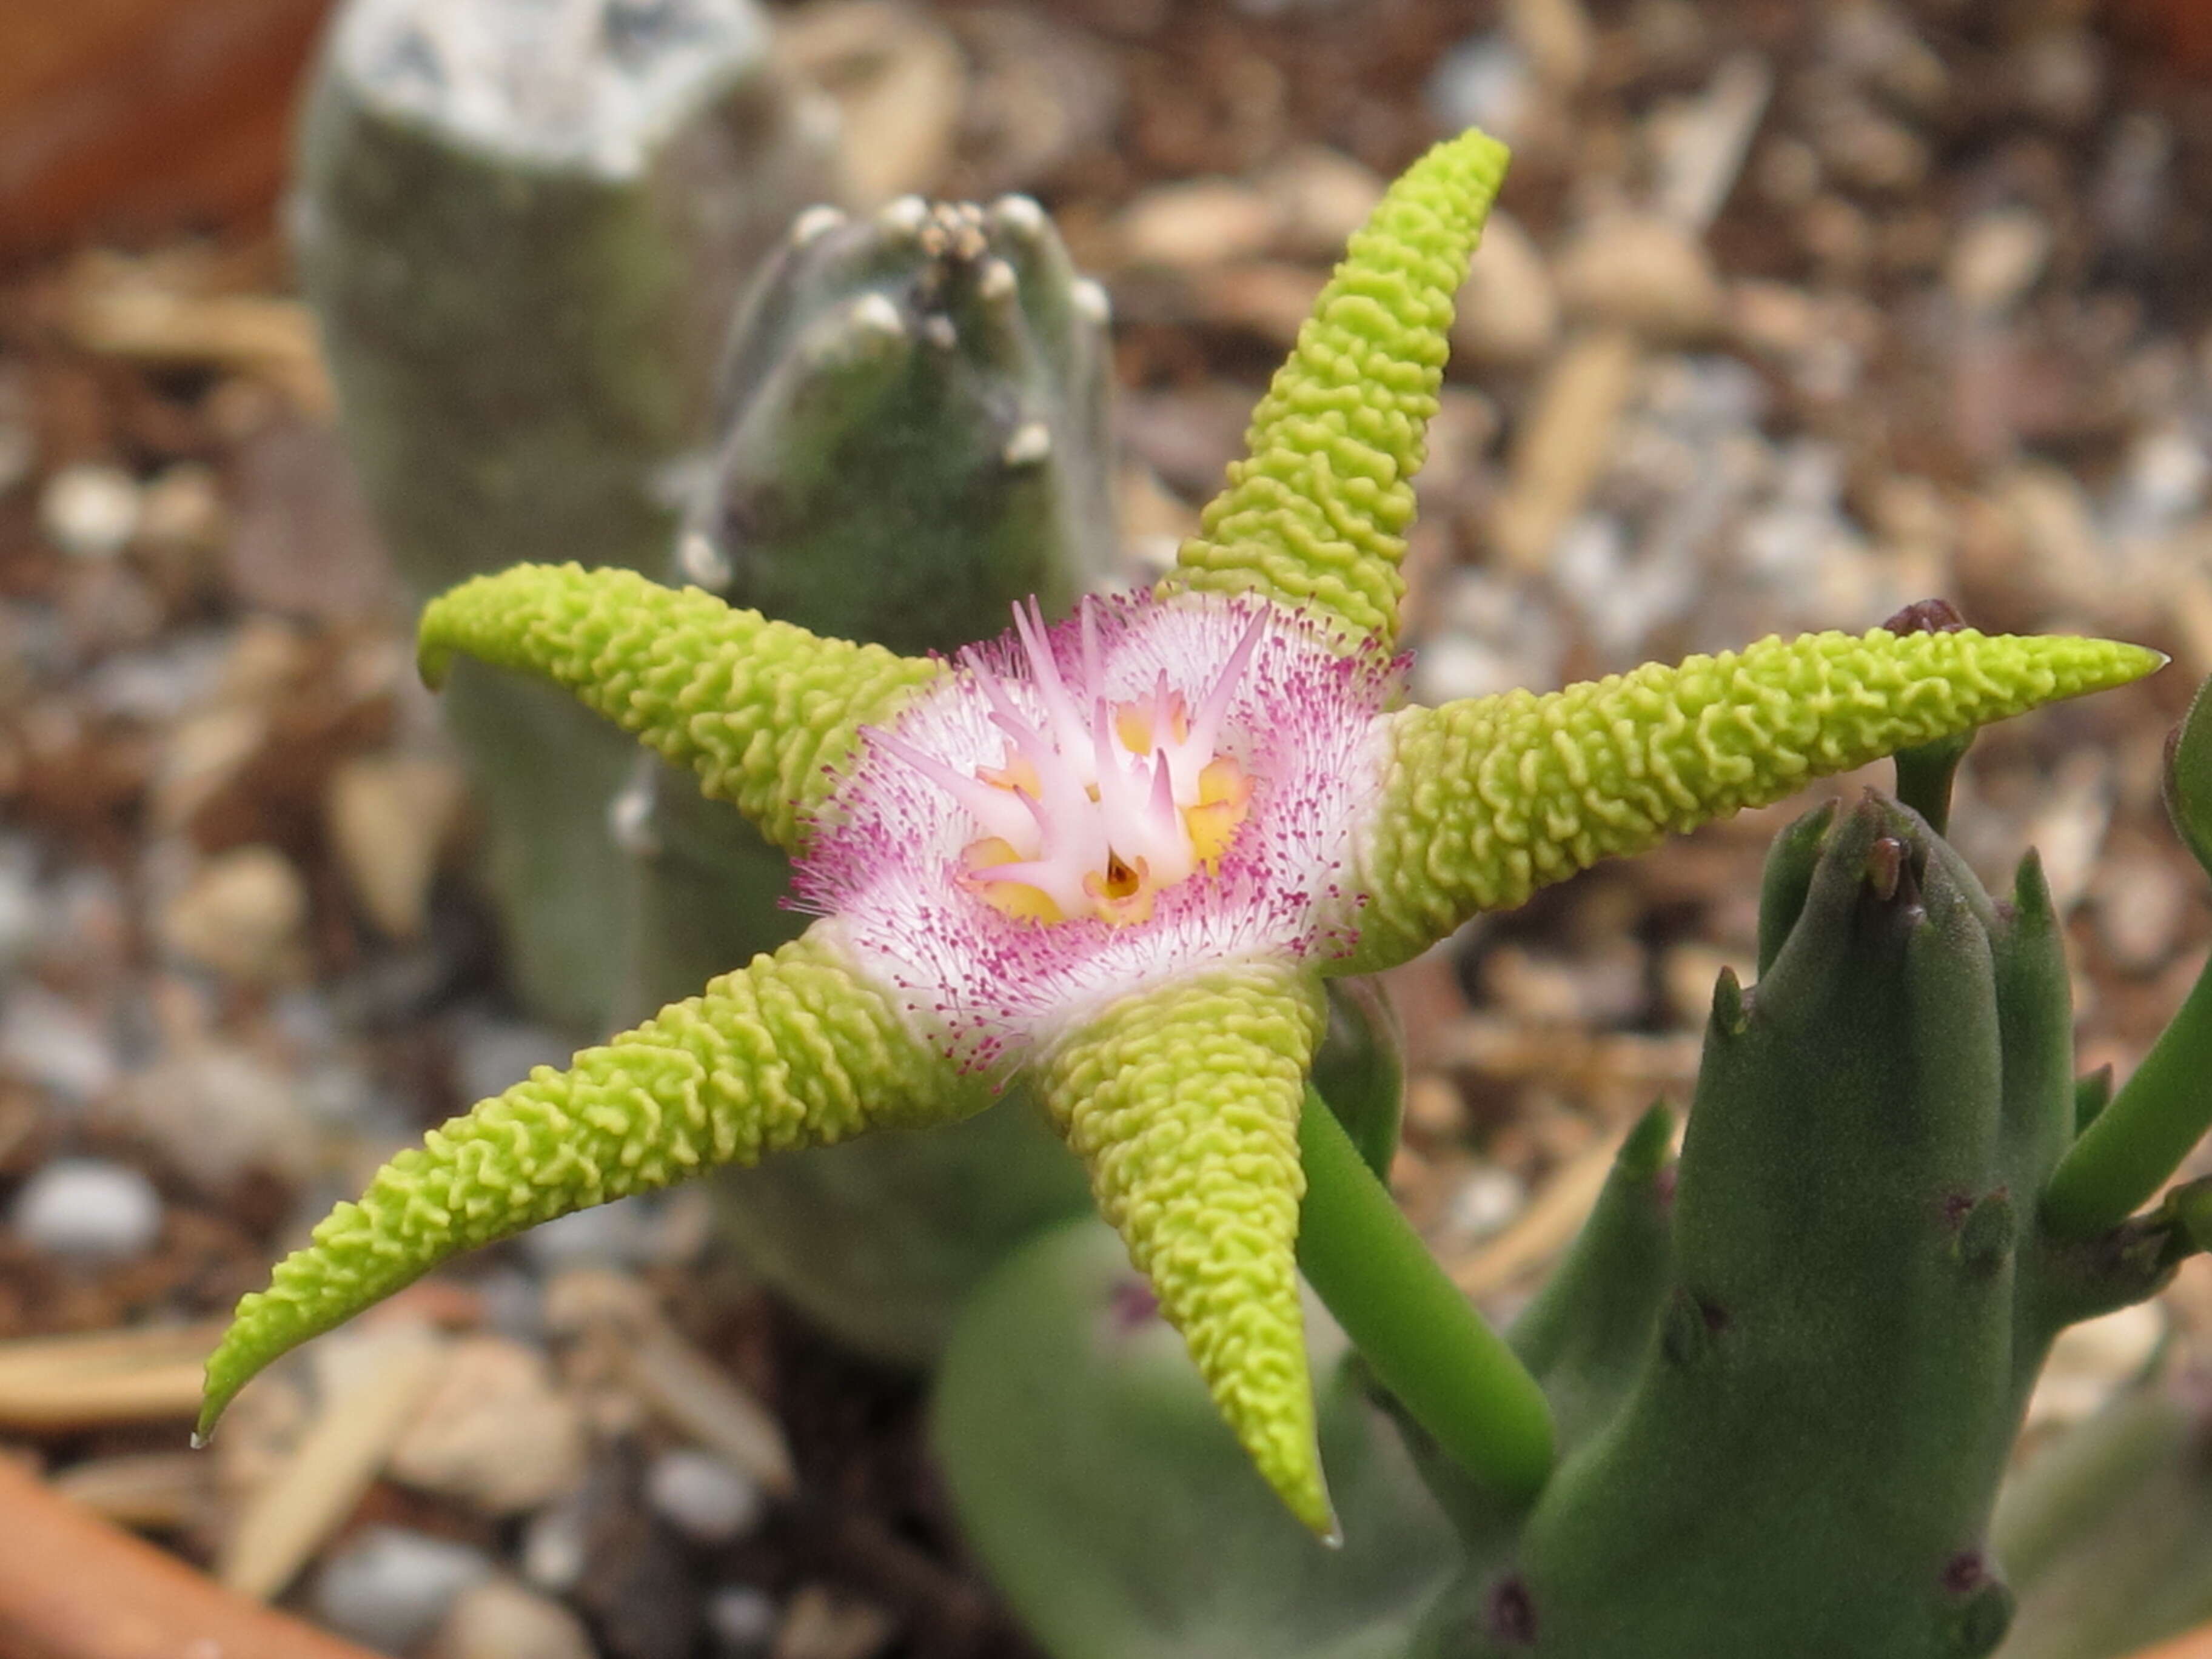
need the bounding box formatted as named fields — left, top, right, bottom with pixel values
left=2043, top=954, right=2212, bottom=1238
left=1893, top=731, right=1971, bottom=837
left=1296, top=1087, right=1554, bottom=1509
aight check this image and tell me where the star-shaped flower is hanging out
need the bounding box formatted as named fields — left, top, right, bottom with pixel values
left=199, top=130, right=2159, bottom=1533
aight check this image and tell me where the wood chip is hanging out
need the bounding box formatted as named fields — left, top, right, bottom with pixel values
left=1651, top=53, right=1773, bottom=230
left=218, top=1327, right=445, bottom=1602
left=0, top=1322, right=227, bottom=1432
left=66, top=277, right=332, bottom=417
left=1488, top=327, right=1642, bottom=572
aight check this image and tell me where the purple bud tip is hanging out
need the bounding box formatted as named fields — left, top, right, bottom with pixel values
left=1882, top=598, right=1969, bottom=635
left=1487, top=1576, right=1538, bottom=1646
left=1110, top=1279, right=1161, bottom=1330
left=1868, top=836, right=1905, bottom=901
left=1943, top=1550, right=1988, bottom=1595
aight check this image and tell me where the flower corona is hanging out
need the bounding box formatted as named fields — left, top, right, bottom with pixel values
left=798, top=591, right=1401, bottom=1071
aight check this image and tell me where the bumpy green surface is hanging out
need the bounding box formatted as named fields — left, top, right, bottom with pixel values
left=1412, top=797, right=2199, bottom=1658
left=1165, top=129, right=1509, bottom=647
left=1038, top=965, right=1330, bottom=1533
left=1343, top=628, right=2163, bottom=973
left=198, top=931, right=976, bottom=1433
left=420, top=563, right=942, bottom=850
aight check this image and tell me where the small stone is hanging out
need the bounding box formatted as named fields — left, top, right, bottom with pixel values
left=521, top=1496, right=591, bottom=1594
left=326, top=753, right=466, bottom=939
left=11, top=1158, right=163, bottom=1257
left=392, top=1337, right=588, bottom=1515
left=155, top=845, right=309, bottom=985
left=1255, top=146, right=1384, bottom=260
left=1402, top=1074, right=1468, bottom=1140
left=1452, top=209, right=1558, bottom=366
left=2107, top=426, right=2210, bottom=543
left=646, top=1448, right=765, bottom=1544
left=1814, top=104, right=1929, bottom=193
left=1553, top=214, right=1722, bottom=341
left=2091, top=850, right=2189, bottom=975
left=0, top=987, right=118, bottom=1105
left=1799, top=195, right=1873, bottom=278
left=39, top=463, right=142, bottom=558
left=118, top=1044, right=315, bottom=1193
left=708, top=1587, right=780, bottom=1659
left=1946, top=208, right=2051, bottom=318
left=1986, top=461, right=2110, bottom=622
left=2009, top=28, right=2105, bottom=130
left=773, top=1586, right=894, bottom=1659
left=1112, top=178, right=1278, bottom=268
left=312, top=1526, right=494, bottom=1656
left=1440, top=1167, right=1526, bottom=1246
left=136, top=463, right=227, bottom=552
left=427, top=1577, right=595, bottom=1659
left=1427, top=34, right=1533, bottom=144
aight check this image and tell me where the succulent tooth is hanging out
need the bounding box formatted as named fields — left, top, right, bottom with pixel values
left=789, top=204, right=846, bottom=246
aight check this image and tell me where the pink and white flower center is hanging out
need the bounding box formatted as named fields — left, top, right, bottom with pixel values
left=797, top=591, right=1400, bottom=1070
left=873, top=600, right=1259, bottom=925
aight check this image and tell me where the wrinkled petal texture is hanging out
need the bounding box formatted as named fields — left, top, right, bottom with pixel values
left=418, top=563, right=942, bottom=850
left=1167, top=127, right=1509, bottom=648
left=1341, top=627, right=2165, bottom=973
left=800, top=591, right=1400, bottom=1070
left=201, top=931, right=977, bottom=1432
left=1039, top=963, right=1331, bottom=1533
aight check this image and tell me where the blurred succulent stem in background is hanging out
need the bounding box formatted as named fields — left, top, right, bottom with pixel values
left=295, top=0, right=831, bottom=1030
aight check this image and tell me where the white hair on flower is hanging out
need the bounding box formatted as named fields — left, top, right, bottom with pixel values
left=796, top=590, right=1401, bottom=1071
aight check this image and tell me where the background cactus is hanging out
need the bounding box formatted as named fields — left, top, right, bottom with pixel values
left=295, top=0, right=832, bottom=1030
left=617, top=192, right=1121, bottom=1359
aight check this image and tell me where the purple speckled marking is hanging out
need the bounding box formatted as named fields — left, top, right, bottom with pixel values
left=1487, top=1575, right=1537, bottom=1646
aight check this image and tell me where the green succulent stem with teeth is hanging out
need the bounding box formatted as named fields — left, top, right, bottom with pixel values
left=199, top=127, right=2163, bottom=1533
